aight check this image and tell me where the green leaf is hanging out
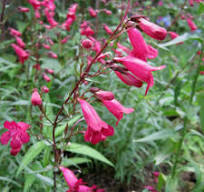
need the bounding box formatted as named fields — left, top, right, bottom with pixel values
left=157, top=173, right=166, bottom=191
left=17, top=141, right=48, bottom=176
left=159, top=33, right=203, bottom=47
left=55, top=115, right=82, bottom=137
left=134, top=130, right=175, bottom=143
left=198, top=2, right=204, bottom=14
left=61, top=157, right=91, bottom=167
left=24, top=174, right=36, bottom=192
left=64, top=143, right=114, bottom=167
left=0, top=176, right=21, bottom=187
left=197, top=92, right=204, bottom=130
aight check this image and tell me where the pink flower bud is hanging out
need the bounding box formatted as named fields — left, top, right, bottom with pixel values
left=186, top=17, right=197, bottom=31
left=103, top=24, right=113, bottom=35
left=43, top=73, right=51, bottom=82
left=15, top=37, right=25, bottom=48
left=103, top=9, right=112, bottom=15
left=45, top=68, right=54, bottom=74
left=81, top=39, right=93, bottom=49
left=9, top=28, right=22, bottom=37
left=80, top=26, right=95, bottom=37
left=48, top=51, right=58, bottom=59
left=42, top=44, right=51, bottom=50
left=61, top=36, right=70, bottom=44
left=18, top=7, right=30, bottom=12
left=31, top=89, right=42, bottom=106
left=94, top=90, right=115, bottom=100
left=41, top=86, right=49, bottom=93
left=139, top=18, right=167, bottom=40
left=153, top=172, right=160, bottom=177
left=88, top=7, right=97, bottom=17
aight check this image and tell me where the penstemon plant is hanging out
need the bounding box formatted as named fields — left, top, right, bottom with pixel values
left=0, top=0, right=204, bottom=192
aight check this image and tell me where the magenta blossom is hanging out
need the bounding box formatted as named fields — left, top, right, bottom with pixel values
left=60, top=167, right=105, bottom=192
left=0, top=121, right=30, bottom=156
left=81, top=26, right=95, bottom=37
left=11, top=43, right=29, bottom=64
left=31, top=89, right=42, bottom=106
left=48, top=51, right=58, bottom=59
left=114, top=56, right=166, bottom=95
left=43, top=73, right=51, bottom=82
left=147, top=45, right=158, bottom=59
left=138, top=18, right=167, bottom=40
left=78, top=99, right=114, bottom=144
left=102, top=99, right=134, bottom=125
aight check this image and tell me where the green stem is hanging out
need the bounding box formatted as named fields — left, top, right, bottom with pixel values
left=171, top=117, right=187, bottom=178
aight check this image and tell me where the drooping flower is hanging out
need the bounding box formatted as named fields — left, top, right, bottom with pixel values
left=60, top=166, right=105, bottom=192
left=101, top=99, right=134, bottom=125
left=114, top=56, right=165, bottom=95
left=78, top=99, right=114, bottom=144
left=28, top=0, right=41, bottom=10
left=31, top=88, right=42, bottom=106
left=138, top=18, right=167, bottom=40
left=189, top=0, right=194, bottom=6
left=0, top=121, right=30, bottom=156
left=88, top=7, right=97, bottom=17
left=11, top=43, right=29, bottom=64
left=103, top=9, right=112, bottom=15
left=61, top=36, right=70, bottom=44
left=42, top=43, right=51, bottom=50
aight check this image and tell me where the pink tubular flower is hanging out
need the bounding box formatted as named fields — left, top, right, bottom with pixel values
left=41, top=86, right=49, bottom=93
left=78, top=99, right=114, bottom=144
left=9, top=28, right=22, bottom=37
left=117, top=43, right=131, bottom=55
left=101, top=99, right=134, bottom=126
left=186, top=18, right=197, bottom=31
left=138, top=18, right=167, bottom=40
left=60, top=166, right=105, bottom=192
left=28, top=0, right=41, bottom=10
left=0, top=121, right=30, bottom=156
left=115, top=71, right=143, bottom=87
left=200, top=71, right=204, bottom=75
left=88, top=7, right=97, bottom=17
left=144, top=186, right=157, bottom=192
left=127, top=27, right=148, bottom=61
left=31, top=89, right=42, bottom=106
left=114, top=56, right=166, bottom=95
left=15, top=37, right=25, bottom=49
left=103, top=24, right=113, bottom=35
left=18, top=7, right=30, bottom=12
left=11, top=43, right=29, bottom=64
left=81, top=39, right=93, bottom=49
left=45, top=68, right=54, bottom=74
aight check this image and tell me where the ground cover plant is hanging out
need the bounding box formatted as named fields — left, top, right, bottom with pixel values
left=0, top=0, right=204, bottom=191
